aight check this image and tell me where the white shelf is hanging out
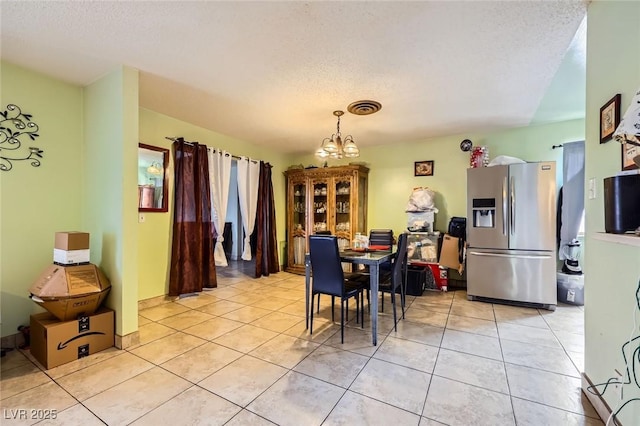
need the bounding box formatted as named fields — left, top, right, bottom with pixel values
left=592, top=232, right=640, bottom=247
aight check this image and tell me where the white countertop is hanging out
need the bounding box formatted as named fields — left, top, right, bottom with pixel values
left=592, top=232, right=640, bottom=247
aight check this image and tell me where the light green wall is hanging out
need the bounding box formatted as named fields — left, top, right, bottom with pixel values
left=583, top=2, right=640, bottom=424
left=121, top=68, right=140, bottom=336
left=0, top=63, right=140, bottom=340
left=137, top=108, right=292, bottom=301
left=0, top=62, right=84, bottom=337
left=293, top=119, right=584, bottom=236
left=83, top=66, right=139, bottom=337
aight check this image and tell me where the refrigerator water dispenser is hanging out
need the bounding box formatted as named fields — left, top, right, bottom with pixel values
left=472, top=198, right=495, bottom=228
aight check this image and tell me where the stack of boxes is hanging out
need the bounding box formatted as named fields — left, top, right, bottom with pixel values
left=28, top=232, right=114, bottom=369
left=406, top=232, right=448, bottom=293
left=52, top=231, right=90, bottom=264
left=405, top=188, right=443, bottom=292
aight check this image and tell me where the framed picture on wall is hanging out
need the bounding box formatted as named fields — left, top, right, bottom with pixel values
left=600, top=94, right=621, bottom=143
left=621, top=142, right=640, bottom=170
left=414, top=160, right=434, bottom=176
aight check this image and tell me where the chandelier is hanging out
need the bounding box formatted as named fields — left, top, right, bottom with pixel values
left=315, top=110, right=359, bottom=159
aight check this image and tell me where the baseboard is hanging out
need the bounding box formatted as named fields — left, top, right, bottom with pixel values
left=115, top=330, right=140, bottom=349
left=582, top=373, right=618, bottom=424
left=1, top=333, right=19, bottom=350
left=138, top=294, right=175, bottom=311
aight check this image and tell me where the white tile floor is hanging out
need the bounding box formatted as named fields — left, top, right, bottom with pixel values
left=1, top=267, right=602, bottom=425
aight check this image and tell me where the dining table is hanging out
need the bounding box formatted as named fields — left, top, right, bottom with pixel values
left=304, top=247, right=396, bottom=346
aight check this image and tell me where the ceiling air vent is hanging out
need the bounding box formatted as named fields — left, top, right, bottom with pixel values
left=347, top=100, right=382, bottom=116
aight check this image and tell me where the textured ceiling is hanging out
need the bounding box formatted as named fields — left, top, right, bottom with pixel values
left=1, top=1, right=587, bottom=154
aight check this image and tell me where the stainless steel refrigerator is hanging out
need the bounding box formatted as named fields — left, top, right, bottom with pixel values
left=466, top=162, right=557, bottom=310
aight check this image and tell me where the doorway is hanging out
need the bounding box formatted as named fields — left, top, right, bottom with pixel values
left=218, top=159, right=256, bottom=279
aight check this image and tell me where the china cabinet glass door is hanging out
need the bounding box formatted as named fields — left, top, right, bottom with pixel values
left=291, top=180, right=307, bottom=266
left=334, top=177, right=352, bottom=250
left=357, top=173, right=368, bottom=235
left=311, top=178, right=330, bottom=235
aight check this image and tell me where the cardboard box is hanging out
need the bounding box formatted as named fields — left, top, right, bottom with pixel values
left=53, top=249, right=90, bottom=264
left=29, top=263, right=111, bottom=321
left=30, top=307, right=114, bottom=369
left=54, top=232, right=90, bottom=251
left=31, top=290, right=111, bottom=322
left=439, top=234, right=462, bottom=270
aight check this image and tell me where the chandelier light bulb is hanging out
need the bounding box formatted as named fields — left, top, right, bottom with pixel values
left=315, top=147, right=330, bottom=159
left=323, top=138, right=339, bottom=153
left=342, top=138, right=359, bottom=155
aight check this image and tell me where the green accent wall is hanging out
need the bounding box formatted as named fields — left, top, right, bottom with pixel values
left=1, top=63, right=140, bottom=339
left=293, top=119, right=584, bottom=236
left=83, top=66, right=139, bottom=337
left=137, top=108, right=292, bottom=301
left=583, top=2, right=640, bottom=424
left=0, top=62, right=84, bottom=337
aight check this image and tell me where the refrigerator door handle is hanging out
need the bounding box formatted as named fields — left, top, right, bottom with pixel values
left=502, top=177, right=508, bottom=236
left=469, top=251, right=553, bottom=260
left=510, top=176, right=515, bottom=235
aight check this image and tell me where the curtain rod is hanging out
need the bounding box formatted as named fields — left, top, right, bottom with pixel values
left=552, top=144, right=563, bottom=149
left=165, top=136, right=247, bottom=160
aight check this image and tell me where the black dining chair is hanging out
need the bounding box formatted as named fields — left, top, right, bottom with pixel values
left=356, top=229, right=394, bottom=310
left=313, top=230, right=366, bottom=314
left=378, top=232, right=409, bottom=331
left=368, top=229, right=394, bottom=278
left=369, top=229, right=394, bottom=248
left=309, top=235, right=368, bottom=343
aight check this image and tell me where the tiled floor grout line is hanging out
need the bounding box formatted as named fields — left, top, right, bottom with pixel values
left=2, top=270, right=596, bottom=426
left=419, top=307, right=446, bottom=422
left=135, top=293, right=297, bottom=424
left=211, top=313, right=333, bottom=422
left=494, top=304, right=520, bottom=426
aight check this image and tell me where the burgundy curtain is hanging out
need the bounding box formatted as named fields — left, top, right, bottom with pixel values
left=255, top=161, right=280, bottom=278
left=169, top=139, right=217, bottom=296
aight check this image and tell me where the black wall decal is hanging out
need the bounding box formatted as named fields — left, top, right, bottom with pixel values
left=0, top=104, right=42, bottom=171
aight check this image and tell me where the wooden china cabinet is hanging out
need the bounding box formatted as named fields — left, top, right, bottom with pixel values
left=284, top=165, right=369, bottom=274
